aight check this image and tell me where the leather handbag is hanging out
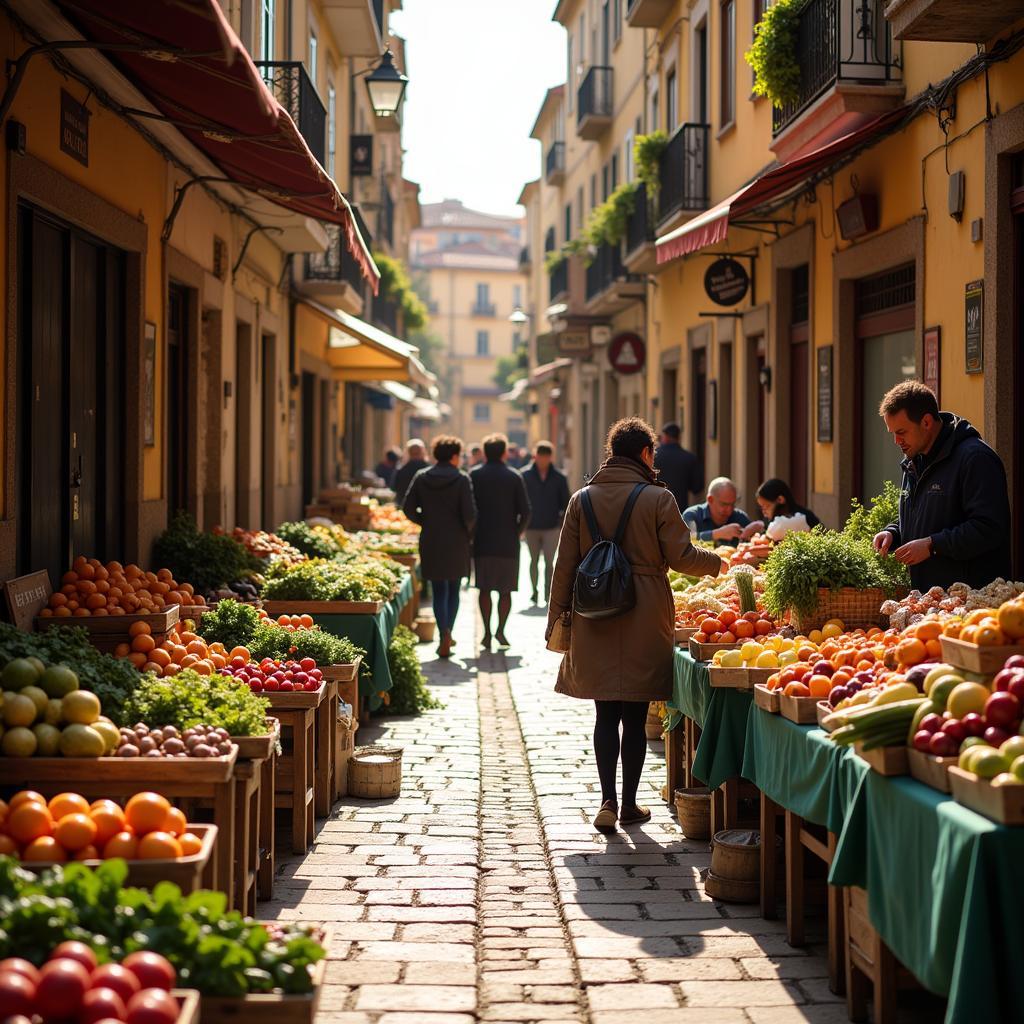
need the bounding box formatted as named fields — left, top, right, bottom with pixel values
left=545, top=610, right=572, bottom=653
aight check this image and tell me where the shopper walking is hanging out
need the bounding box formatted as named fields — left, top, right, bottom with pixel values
left=470, top=433, right=531, bottom=649
left=653, top=422, right=703, bottom=512
left=392, top=438, right=429, bottom=505
left=547, top=418, right=721, bottom=832
left=872, top=380, right=1011, bottom=589
left=522, top=441, right=571, bottom=605
left=402, top=436, right=477, bottom=659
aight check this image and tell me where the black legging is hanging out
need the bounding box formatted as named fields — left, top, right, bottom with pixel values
left=593, top=700, right=650, bottom=808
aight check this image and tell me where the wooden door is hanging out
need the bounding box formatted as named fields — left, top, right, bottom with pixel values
left=261, top=333, right=277, bottom=528
left=301, top=371, right=316, bottom=506
left=167, top=283, right=190, bottom=516
left=691, top=348, right=707, bottom=473
left=789, top=339, right=809, bottom=504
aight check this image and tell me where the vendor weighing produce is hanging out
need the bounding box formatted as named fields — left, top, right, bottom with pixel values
left=873, top=380, right=1012, bottom=589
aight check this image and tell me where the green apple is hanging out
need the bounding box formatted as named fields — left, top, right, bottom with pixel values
left=923, top=664, right=956, bottom=695
left=1010, top=755, right=1024, bottom=783
left=1000, top=736, right=1024, bottom=763
left=991, top=773, right=1022, bottom=788
left=960, top=736, right=989, bottom=754
left=973, top=749, right=1009, bottom=780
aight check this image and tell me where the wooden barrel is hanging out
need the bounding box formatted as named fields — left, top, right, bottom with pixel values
left=645, top=710, right=664, bottom=740
left=706, top=829, right=761, bottom=903
left=413, top=616, right=436, bottom=643
left=673, top=787, right=711, bottom=839
left=348, top=745, right=403, bottom=799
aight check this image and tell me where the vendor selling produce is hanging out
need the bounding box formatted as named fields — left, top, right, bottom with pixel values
left=682, top=477, right=761, bottom=546
left=872, top=380, right=1012, bottom=590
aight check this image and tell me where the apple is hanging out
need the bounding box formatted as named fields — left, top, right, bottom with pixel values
left=121, top=953, right=175, bottom=992
left=80, top=987, right=129, bottom=1024
left=961, top=713, right=986, bottom=737
left=299, top=657, right=316, bottom=672
left=1011, top=754, right=1024, bottom=782
left=51, top=942, right=98, bottom=973
left=812, top=660, right=834, bottom=678
left=1009, top=676, right=1024, bottom=702
left=984, top=725, right=1013, bottom=747
left=984, top=691, right=1021, bottom=730
left=912, top=730, right=934, bottom=752
left=929, top=731, right=959, bottom=756
left=1004, top=655, right=1024, bottom=670
left=920, top=713, right=945, bottom=735
left=125, top=989, right=179, bottom=1024
left=992, top=668, right=1021, bottom=692
left=35, top=959, right=91, bottom=1019
left=943, top=719, right=967, bottom=743
left=90, top=964, right=141, bottom=1004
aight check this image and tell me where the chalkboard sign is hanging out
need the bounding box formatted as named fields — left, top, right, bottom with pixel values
left=965, top=280, right=983, bottom=374
left=2, top=570, right=52, bottom=631
left=704, top=258, right=749, bottom=307
left=817, top=345, right=833, bottom=443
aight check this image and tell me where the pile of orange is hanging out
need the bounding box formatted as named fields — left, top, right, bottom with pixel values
left=942, top=605, right=1024, bottom=647
left=38, top=558, right=207, bottom=619
left=113, top=623, right=248, bottom=677
left=255, top=609, right=315, bottom=632
left=766, top=626, right=897, bottom=695
left=693, top=609, right=780, bottom=645
left=0, top=790, right=200, bottom=862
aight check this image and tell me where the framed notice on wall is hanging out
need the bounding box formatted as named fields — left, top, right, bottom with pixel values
left=142, top=322, right=156, bottom=447
left=816, top=345, right=833, bottom=443
left=965, top=280, right=983, bottom=374
left=923, top=327, right=941, bottom=401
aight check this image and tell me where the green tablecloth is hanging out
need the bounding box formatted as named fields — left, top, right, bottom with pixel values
left=669, top=649, right=753, bottom=790
left=313, top=573, right=414, bottom=710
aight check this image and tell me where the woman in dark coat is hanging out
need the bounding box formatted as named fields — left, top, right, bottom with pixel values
left=403, top=436, right=477, bottom=658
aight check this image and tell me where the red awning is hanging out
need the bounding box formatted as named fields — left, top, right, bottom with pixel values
left=58, top=0, right=378, bottom=291
left=656, top=106, right=910, bottom=264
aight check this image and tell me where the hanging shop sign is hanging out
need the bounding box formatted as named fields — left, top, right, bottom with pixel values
left=923, top=326, right=941, bottom=401
left=817, top=345, right=833, bottom=443
left=350, top=134, right=373, bottom=177
left=704, top=257, right=749, bottom=307
left=607, top=332, right=646, bottom=375
left=964, top=280, right=983, bottom=374
left=60, top=89, right=89, bottom=166
left=558, top=329, right=591, bottom=355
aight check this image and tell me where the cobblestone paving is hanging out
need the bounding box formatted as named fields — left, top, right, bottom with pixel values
left=266, top=587, right=844, bottom=1023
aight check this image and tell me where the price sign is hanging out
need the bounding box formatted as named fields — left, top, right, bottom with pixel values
left=817, top=345, right=833, bottom=443
left=2, top=571, right=53, bottom=631
left=965, top=280, right=983, bottom=374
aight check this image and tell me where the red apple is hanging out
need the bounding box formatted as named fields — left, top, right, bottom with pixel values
left=920, top=713, right=945, bottom=734
left=90, top=964, right=141, bottom=1004
left=984, top=725, right=1013, bottom=747
left=993, top=668, right=1018, bottom=692
left=35, top=959, right=91, bottom=1019
left=961, top=713, right=986, bottom=737
left=0, top=972, right=36, bottom=1017
left=984, top=691, right=1021, bottom=730
left=812, top=660, right=834, bottom=678
left=51, top=942, right=98, bottom=973
left=1004, top=655, right=1024, bottom=670
left=125, top=989, right=179, bottom=1024
left=943, top=719, right=967, bottom=743
left=80, top=986, right=128, bottom=1024
left=912, top=730, right=934, bottom=752
left=299, top=658, right=316, bottom=672
left=929, top=731, right=959, bottom=756
left=1008, top=677, right=1024, bottom=702
left=0, top=959, right=41, bottom=985
left=121, top=953, right=175, bottom=992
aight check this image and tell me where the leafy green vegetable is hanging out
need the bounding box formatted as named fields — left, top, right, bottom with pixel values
left=261, top=559, right=395, bottom=602
left=0, top=858, right=324, bottom=995
left=0, top=622, right=142, bottom=724
left=121, top=668, right=270, bottom=736
left=842, top=480, right=903, bottom=542
left=377, top=625, right=441, bottom=717
left=153, top=513, right=259, bottom=593
left=197, top=599, right=263, bottom=649
left=274, top=521, right=341, bottom=559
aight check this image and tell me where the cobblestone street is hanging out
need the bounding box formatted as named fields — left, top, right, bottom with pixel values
left=266, top=586, right=841, bottom=1023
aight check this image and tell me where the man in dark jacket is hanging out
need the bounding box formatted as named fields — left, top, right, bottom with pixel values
left=392, top=438, right=429, bottom=504
left=873, top=381, right=1011, bottom=590
left=470, top=433, right=531, bottom=649
left=375, top=448, right=400, bottom=488
left=653, top=423, right=702, bottom=512
left=521, top=441, right=571, bottom=604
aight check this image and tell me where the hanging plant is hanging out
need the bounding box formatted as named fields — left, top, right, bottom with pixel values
left=544, top=249, right=567, bottom=275
left=633, top=131, right=668, bottom=198
left=372, top=252, right=428, bottom=330
left=746, top=0, right=803, bottom=109
left=585, top=182, right=639, bottom=248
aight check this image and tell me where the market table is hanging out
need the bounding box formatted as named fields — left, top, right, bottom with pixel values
left=312, top=572, right=414, bottom=712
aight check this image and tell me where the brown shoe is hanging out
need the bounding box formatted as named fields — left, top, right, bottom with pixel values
left=619, top=805, right=652, bottom=826
left=437, top=631, right=453, bottom=658
left=593, top=800, right=618, bottom=832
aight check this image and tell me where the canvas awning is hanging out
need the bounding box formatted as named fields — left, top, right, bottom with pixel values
left=528, top=357, right=573, bottom=386
left=57, top=0, right=378, bottom=289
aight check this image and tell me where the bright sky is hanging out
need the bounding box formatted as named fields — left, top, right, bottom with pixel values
left=389, top=0, right=566, bottom=218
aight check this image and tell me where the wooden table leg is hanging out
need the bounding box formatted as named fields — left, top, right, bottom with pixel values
left=314, top=687, right=337, bottom=818
left=666, top=722, right=685, bottom=801
left=232, top=767, right=252, bottom=913
left=303, top=708, right=315, bottom=849
left=785, top=809, right=805, bottom=948
left=290, top=708, right=314, bottom=853
left=827, top=831, right=845, bottom=996
left=257, top=750, right=276, bottom=902
left=212, top=779, right=236, bottom=901
left=760, top=793, right=780, bottom=920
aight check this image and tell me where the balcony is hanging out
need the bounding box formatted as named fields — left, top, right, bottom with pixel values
left=549, top=259, right=569, bottom=303
left=577, top=66, right=613, bottom=140
left=321, top=1, right=384, bottom=57
left=255, top=61, right=326, bottom=167
left=472, top=301, right=497, bottom=317
left=545, top=141, right=566, bottom=185
left=623, top=184, right=656, bottom=274
left=625, top=0, right=675, bottom=29
left=378, top=183, right=395, bottom=249
left=771, top=0, right=903, bottom=156
left=884, top=0, right=1024, bottom=41
left=585, top=243, right=645, bottom=315
left=372, top=296, right=399, bottom=336
left=656, top=123, right=710, bottom=229
left=301, top=224, right=367, bottom=314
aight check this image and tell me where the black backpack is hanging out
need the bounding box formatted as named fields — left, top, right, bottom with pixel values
left=573, top=483, right=647, bottom=620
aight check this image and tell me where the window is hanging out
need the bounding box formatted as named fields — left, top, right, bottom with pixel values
left=650, top=87, right=659, bottom=134
left=564, top=203, right=572, bottom=244
left=624, top=130, right=634, bottom=182
left=476, top=282, right=490, bottom=307
left=513, top=284, right=522, bottom=308
left=611, top=152, right=619, bottom=190
left=720, top=1, right=736, bottom=127
left=613, top=0, right=621, bottom=42
left=694, top=19, right=709, bottom=122
left=602, top=163, right=609, bottom=201
left=590, top=174, right=597, bottom=210
left=308, top=25, right=318, bottom=84
left=327, top=79, right=336, bottom=175
left=476, top=330, right=490, bottom=356
left=666, top=68, right=678, bottom=133
left=545, top=226, right=556, bottom=253
left=576, top=187, right=584, bottom=232
left=474, top=402, right=491, bottom=422
left=261, top=0, right=275, bottom=62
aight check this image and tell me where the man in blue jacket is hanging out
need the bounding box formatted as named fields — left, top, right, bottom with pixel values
left=873, top=380, right=1012, bottom=590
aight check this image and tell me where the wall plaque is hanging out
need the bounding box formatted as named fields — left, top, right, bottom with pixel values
left=350, top=134, right=373, bottom=177
left=964, top=280, right=983, bottom=374
left=60, top=89, right=89, bottom=166
left=923, top=326, right=940, bottom=400
left=816, top=345, right=833, bottom=443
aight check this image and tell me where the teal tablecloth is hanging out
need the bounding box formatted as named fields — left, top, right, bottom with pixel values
left=668, top=649, right=754, bottom=790
left=314, top=573, right=414, bottom=710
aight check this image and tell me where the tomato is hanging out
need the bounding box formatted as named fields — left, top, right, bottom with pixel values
left=0, top=971, right=36, bottom=1016
left=80, top=986, right=128, bottom=1024
left=126, top=988, right=179, bottom=1024
left=90, top=963, right=141, bottom=1003
left=122, top=953, right=176, bottom=992
left=0, top=958, right=40, bottom=985
left=50, top=941, right=97, bottom=973
left=35, top=958, right=91, bottom=1019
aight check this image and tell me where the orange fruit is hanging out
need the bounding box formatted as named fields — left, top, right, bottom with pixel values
left=0, top=834, right=19, bottom=855
left=137, top=831, right=183, bottom=860
left=48, top=793, right=91, bottom=821
left=185, top=640, right=208, bottom=657
left=131, top=633, right=156, bottom=655
left=73, top=844, right=100, bottom=861
left=163, top=807, right=187, bottom=837
left=7, top=802, right=54, bottom=844
left=895, top=637, right=927, bottom=665
left=0, top=798, right=7, bottom=823
left=22, top=835, right=65, bottom=862
left=10, top=791, right=47, bottom=810
left=128, top=620, right=152, bottom=637
left=127, top=652, right=148, bottom=669
left=125, top=792, right=172, bottom=836
left=299, top=614, right=313, bottom=628
left=54, top=813, right=98, bottom=852
left=192, top=661, right=212, bottom=676
left=102, top=831, right=139, bottom=859
left=89, top=804, right=127, bottom=847
left=808, top=675, right=832, bottom=699
left=178, top=832, right=202, bottom=857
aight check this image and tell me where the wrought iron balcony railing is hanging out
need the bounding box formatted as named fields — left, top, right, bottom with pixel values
left=549, top=259, right=569, bottom=302
left=255, top=61, right=326, bottom=167
left=372, top=296, right=399, bottom=335
left=545, top=141, right=565, bottom=182
left=472, top=301, right=497, bottom=317
left=577, top=66, right=613, bottom=132
left=305, top=223, right=366, bottom=294
left=585, top=242, right=634, bottom=302
left=657, top=123, right=710, bottom=224
left=624, top=183, right=653, bottom=256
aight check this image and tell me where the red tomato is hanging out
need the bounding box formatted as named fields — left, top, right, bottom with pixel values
left=51, top=941, right=98, bottom=973
left=80, top=986, right=128, bottom=1024
left=122, top=953, right=176, bottom=992
left=126, top=988, right=179, bottom=1024
left=35, top=958, right=91, bottom=1019
left=90, top=963, right=141, bottom=1003
left=0, top=958, right=40, bottom=985
left=0, top=971, right=36, bottom=1016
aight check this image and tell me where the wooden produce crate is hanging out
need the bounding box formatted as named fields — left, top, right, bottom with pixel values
left=0, top=751, right=238, bottom=895
left=816, top=701, right=836, bottom=730
left=263, top=599, right=385, bottom=616
left=948, top=766, right=1024, bottom=824
left=175, top=990, right=201, bottom=1024
left=907, top=748, right=957, bottom=793
left=267, top=687, right=324, bottom=853
left=674, top=626, right=698, bottom=644
left=322, top=657, right=362, bottom=685
left=854, top=742, right=908, bottom=776
left=753, top=684, right=781, bottom=713
left=939, top=635, right=1024, bottom=675
left=709, top=666, right=775, bottom=690
left=689, top=637, right=742, bottom=661
left=779, top=692, right=818, bottom=724
left=35, top=605, right=180, bottom=651
left=21, top=823, right=217, bottom=891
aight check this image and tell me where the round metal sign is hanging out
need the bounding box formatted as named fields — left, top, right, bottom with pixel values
left=607, top=332, right=646, bottom=375
left=704, top=257, right=749, bottom=307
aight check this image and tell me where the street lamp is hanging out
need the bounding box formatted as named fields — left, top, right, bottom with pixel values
left=364, top=49, right=408, bottom=118
left=508, top=307, right=529, bottom=325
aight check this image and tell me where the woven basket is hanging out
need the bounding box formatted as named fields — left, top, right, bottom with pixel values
left=791, top=587, right=889, bottom=633
left=413, top=616, right=436, bottom=643
left=347, top=745, right=403, bottom=799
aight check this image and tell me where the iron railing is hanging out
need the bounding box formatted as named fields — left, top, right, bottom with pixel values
left=519, top=246, right=531, bottom=268
left=585, top=242, right=635, bottom=302
left=255, top=61, right=326, bottom=167
left=372, top=296, right=399, bottom=335
left=472, top=301, right=497, bottom=317
left=549, top=259, right=569, bottom=301
left=772, top=0, right=901, bottom=136
left=304, top=223, right=366, bottom=294
left=624, top=183, right=653, bottom=256
left=577, top=66, right=613, bottom=128
left=545, top=141, right=565, bottom=181
left=657, top=123, right=710, bottom=224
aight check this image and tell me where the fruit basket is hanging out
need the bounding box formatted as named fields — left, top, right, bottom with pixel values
left=948, top=766, right=1024, bottom=824
left=791, top=587, right=890, bottom=633
left=233, top=719, right=281, bottom=761
left=854, top=741, right=908, bottom=776
left=689, top=637, right=742, bottom=661
left=779, top=691, right=818, bottom=724
left=753, top=683, right=781, bottom=713
left=708, top=666, right=774, bottom=690
left=321, top=657, right=362, bottom=684
left=939, top=635, right=1024, bottom=675
left=907, top=747, right=957, bottom=793
left=0, top=748, right=239, bottom=787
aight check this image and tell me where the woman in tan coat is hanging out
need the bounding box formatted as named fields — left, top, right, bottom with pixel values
left=546, top=418, right=721, bottom=831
